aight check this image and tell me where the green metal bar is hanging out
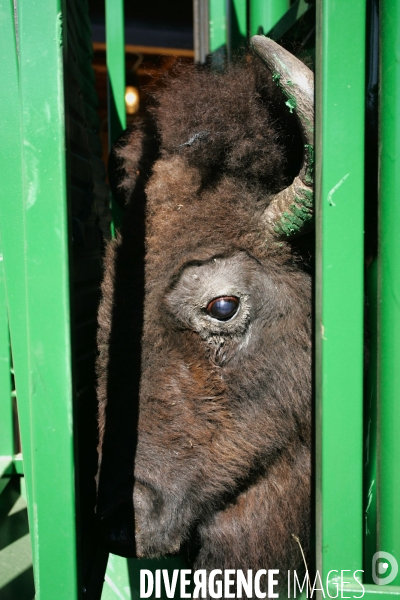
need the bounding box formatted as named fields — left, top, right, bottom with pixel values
left=18, top=0, right=79, bottom=593
left=0, top=455, right=24, bottom=476
left=267, top=0, right=311, bottom=41
left=315, top=0, right=366, bottom=584
left=250, top=0, right=290, bottom=37
left=103, top=554, right=190, bottom=600
left=0, top=249, right=13, bottom=460
left=330, top=581, right=400, bottom=599
left=365, top=259, right=378, bottom=581
left=106, top=0, right=126, bottom=234
left=377, top=0, right=400, bottom=585
left=209, top=0, right=227, bottom=68
left=226, top=0, right=247, bottom=59
left=0, top=456, right=13, bottom=495
left=13, top=453, right=24, bottom=476
left=0, top=457, right=13, bottom=478
left=0, top=0, right=79, bottom=597
left=106, top=0, right=126, bottom=145
left=0, top=453, right=24, bottom=483
left=0, top=0, right=37, bottom=568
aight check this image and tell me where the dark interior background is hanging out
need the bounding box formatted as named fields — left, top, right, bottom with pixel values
left=88, top=1, right=195, bottom=168
left=88, top=0, right=194, bottom=48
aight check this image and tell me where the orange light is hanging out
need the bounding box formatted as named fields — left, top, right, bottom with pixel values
left=125, top=86, right=140, bottom=114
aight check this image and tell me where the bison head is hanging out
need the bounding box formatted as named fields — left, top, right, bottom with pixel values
left=96, top=37, right=314, bottom=579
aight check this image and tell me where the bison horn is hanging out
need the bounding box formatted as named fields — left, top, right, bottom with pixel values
left=251, top=35, right=314, bottom=238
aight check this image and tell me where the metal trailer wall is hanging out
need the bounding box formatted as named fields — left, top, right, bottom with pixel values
left=0, top=0, right=108, bottom=597
left=315, top=0, right=365, bottom=588
left=0, top=0, right=79, bottom=596
left=317, top=0, right=400, bottom=595
left=1, top=0, right=400, bottom=598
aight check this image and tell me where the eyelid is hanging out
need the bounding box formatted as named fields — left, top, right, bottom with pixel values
left=206, top=296, right=240, bottom=321
left=206, top=295, right=239, bottom=308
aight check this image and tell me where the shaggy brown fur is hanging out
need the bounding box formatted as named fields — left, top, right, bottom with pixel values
left=96, top=56, right=311, bottom=596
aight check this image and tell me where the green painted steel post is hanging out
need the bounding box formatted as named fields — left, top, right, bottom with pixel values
left=315, top=0, right=366, bottom=589
left=0, top=251, right=13, bottom=461
left=18, top=0, right=78, bottom=595
left=226, top=0, right=247, bottom=59
left=0, top=241, right=14, bottom=496
left=378, top=0, right=400, bottom=585
left=249, top=0, right=290, bottom=36
left=106, top=0, right=126, bottom=144
left=0, top=0, right=79, bottom=596
left=106, top=0, right=126, bottom=234
left=0, top=0, right=37, bottom=567
left=364, top=259, right=378, bottom=581
left=209, top=0, right=227, bottom=68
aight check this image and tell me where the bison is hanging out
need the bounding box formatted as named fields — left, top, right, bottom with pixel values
left=96, top=36, right=314, bottom=593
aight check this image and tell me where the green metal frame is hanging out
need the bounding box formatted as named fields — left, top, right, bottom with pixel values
left=226, top=0, right=247, bottom=59
left=0, top=247, right=13, bottom=492
left=209, top=0, right=228, bottom=66
left=106, top=0, right=126, bottom=235
left=250, top=0, right=290, bottom=36
left=267, top=0, right=313, bottom=41
left=316, top=0, right=400, bottom=596
left=377, top=0, right=400, bottom=586
left=315, top=0, right=366, bottom=582
left=0, top=0, right=78, bottom=597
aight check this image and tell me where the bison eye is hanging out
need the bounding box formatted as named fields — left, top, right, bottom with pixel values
left=206, top=296, right=239, bottom=321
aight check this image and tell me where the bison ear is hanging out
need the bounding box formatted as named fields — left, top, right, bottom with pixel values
left=108, top=115, right=159, bottom=211
left=251, top=36, right=314, bottom=239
